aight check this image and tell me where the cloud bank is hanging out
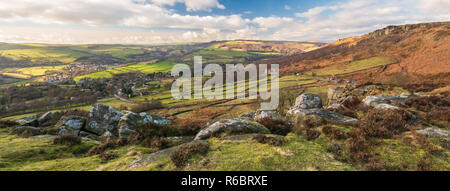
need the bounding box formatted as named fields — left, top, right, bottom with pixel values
left=0, top=0, right=448, bottom=44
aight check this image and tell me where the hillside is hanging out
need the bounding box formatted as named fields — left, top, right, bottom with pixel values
left=274, top=21, right=450, bottom=93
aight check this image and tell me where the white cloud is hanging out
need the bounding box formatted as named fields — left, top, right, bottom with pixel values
left=284, top=0, right=450, bottom=42
left=295, top=6, right=339, bottom=19
left=418, top=0, right=450, bottom=15
left=147, top=0, right=225, bottom=12
left=0, top=0, right=449, bottom=44
left=252, top=16, right=294, bottom=28
left=284, top=5, right=291, bottom=10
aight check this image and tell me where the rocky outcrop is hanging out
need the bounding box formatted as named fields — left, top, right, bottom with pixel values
left=14, top=115, right=39, bottom=127
left=38, top=112, right=53, bottom=125
left=362, top=95, right=408, bottom=110
left=253, top=110, right=282, bottom=123
left=99, top=131, right=116, bottom=141
left=369, top=22, right=448, bottom=39
left=292, top=108, right=358, bottom=125
left=418, top=128, right=449, bottom=139
left=295, top=93, right=323, bottom=109
left=55, top=115, right=86, bottom=135
left=85, top=103, right=124, bottom=135
left=194, top=118, right=270, bottom=140
left=289, top=93, right=358, bottom=125
left=128, top=140, right=209, bottom=169
left=328, top=87, right=345, bottom=104
left=117, top=111, right=171, bottom=139
left=11, top=126, right=41, bottom=136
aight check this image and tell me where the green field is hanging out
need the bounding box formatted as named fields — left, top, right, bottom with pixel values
left=315, top=56, right=394, bottom=76
left=74, top=61, right=177, bottom=81
left=86, top=45, right=146, bottom=60
left=0, top=65, right=67, bottom=78
left=0, top=48, right=92, bottom=63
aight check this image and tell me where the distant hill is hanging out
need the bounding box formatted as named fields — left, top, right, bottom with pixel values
left=210, top=40, right=326, bottom=55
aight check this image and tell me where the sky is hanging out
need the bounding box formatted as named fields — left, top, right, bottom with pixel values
left=0, top=0, right=449, bottom=44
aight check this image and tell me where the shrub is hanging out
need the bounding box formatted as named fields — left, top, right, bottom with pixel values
left=322, top=126, right=349, bottom=140
left=53, top=134, right=82, bottom=146
left=366, top=157, right=385, bottom=171
left=341, top=96, right=361, bottom=110
left=131, top=99, right=163, bottom=113
left=305, top=129, right=321, bottom=141
left=358, top=109, right=411, bottom=138
left=173, top=118, right=206, bottom=136
left=193, top=107, right=222, bottom=118
left=88, top=140, right=117, bottom=155
left=417, top=155, right=433, bottom=171
left=142, top=137, right=168, bottom=150
left=99, top=151, right=119, bottom=162
left=405, top=96, right=450, bottom=112
left=258, top=118, right=292, bottom=136
left=128, top=122, right=177, bottom=150
left=347, top=129, right=370, bottom=162
left=301, top=115, right=327, bottom=129
left=170, top=140, right=209, bottom=168
left=332, top=106, right=358, bottom=118
left=426, top=107, right=450, bottom=123
left=253, top=134, right=284, bottom=146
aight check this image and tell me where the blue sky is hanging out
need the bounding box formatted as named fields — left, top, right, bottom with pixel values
left=0, top=0, right=448, bottom=44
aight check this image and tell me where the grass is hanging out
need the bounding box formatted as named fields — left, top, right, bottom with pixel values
left=315, top=56, right=394, bottom=76
left=141, top=134, right=356, bottom=171
left=0, top=127, right=160, bottom=171
left=0, top=48, right=91, bottom=63
left=90, top=46, right=145, bottom=60
left=0, top=65, right=67, bottom=78
left=0, top=75, right=25, bottom=84
left=74, top=61, right=177, bottom=81
left=373, top=139, right=449, bottom=171
left=17, top=65, right=67, bottom=76
left=0, top=129, right=99, bottom=170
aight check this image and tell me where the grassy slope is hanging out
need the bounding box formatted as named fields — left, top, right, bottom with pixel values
left=0, top=48, right=91, bottom=63
left=315, top=56, right=394, bottom=76
left=74, top=61, right=177, bottom=81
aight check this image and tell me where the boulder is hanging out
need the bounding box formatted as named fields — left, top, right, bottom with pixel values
left=328, top=87, right=345, bottom=104
left=288, top=93, right=357, bottom=125
left=11, top=126, right=41, bottom=136
left=326, top=103, right=345, bottom=111
left=341, top=96, right=361, bottom=108
left=194, top=118, right=270, bottom=140
left=99, top=131, right=116, bottom=141
left=253, top=110, right=283, bottom=123
left=38, top=112, right=53, bottom=125
left=117, top=111, right=171, bottom=139
left=85, top=103, right=124, bottom=136
left=55, top=115, right=86, bottom=136
left=418, top=128, right=449, bottom=139
left=290, top=108, right=358, bottom=125
left=14, top=115, right=39, bottom=127
left=362, top=96, right=407, bottom=110
left=352, top=85, right=377, bottom=97
left=128, top=140, right=209, bottom=169
left=79, top=131, right=99, bottom=140
left=240, top=112, right=256, bottom=120
left=292, top=93, right=322, bottom=110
